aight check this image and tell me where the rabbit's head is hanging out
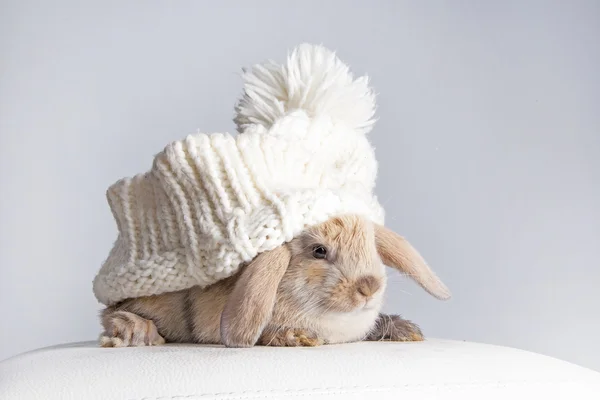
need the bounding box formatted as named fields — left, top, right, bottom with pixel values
left=279, top=215, right=386, bottom=315
left=220, top=214, right=450, bottom=347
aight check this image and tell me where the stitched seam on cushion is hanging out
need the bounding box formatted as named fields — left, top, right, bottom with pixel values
left=163, top=388, right=399, bottom=400
left=128, top=380, right=600, bottom=400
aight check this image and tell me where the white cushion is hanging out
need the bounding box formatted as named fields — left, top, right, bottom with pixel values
left=1, top=339, right=599, bottom=399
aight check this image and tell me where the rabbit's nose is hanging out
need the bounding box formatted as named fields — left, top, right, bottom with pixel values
left=355, top=276, right=381, bottom=298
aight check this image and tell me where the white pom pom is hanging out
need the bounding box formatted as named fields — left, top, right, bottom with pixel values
left=234, top=43, right=376, bottom=135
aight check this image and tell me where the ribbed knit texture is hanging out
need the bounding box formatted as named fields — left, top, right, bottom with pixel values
left=93, top=44, right=385, bottom=306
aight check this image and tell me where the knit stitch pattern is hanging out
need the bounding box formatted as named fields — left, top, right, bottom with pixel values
left=93, top=44, right=385, bottom=306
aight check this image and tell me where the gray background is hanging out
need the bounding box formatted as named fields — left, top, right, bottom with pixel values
left=1, top=0, right=599, bottom=371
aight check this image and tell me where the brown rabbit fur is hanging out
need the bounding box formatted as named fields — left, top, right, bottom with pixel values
left=99, top=214, right=450, bottom=348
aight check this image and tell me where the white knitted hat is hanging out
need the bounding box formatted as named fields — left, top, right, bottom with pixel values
left=93, top=43, right=386, bottom=306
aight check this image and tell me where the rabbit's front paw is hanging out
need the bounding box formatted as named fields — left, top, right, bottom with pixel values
left=259, top=327, right=324, bottom=347
left=100, top=310, right=165, bottom=347
left=365, top=313, right=424, bottom=342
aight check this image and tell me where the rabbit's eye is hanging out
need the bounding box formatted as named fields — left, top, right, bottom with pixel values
left=312, top=245, right=328, bottom=259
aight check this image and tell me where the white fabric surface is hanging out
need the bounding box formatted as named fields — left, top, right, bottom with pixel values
left=1, top=339, right=599, bottom=399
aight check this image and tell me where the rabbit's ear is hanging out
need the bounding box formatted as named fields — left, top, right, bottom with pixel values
left=220, top=245, right=291, bottom=347
left=374, top=224, right=451, bottom=300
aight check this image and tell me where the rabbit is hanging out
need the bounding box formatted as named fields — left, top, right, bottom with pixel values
left=99, top=214, right=450, bottom=348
